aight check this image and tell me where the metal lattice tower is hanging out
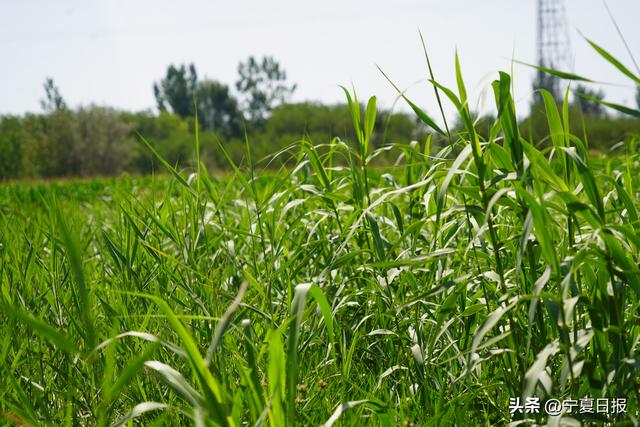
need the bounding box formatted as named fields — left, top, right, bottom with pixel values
left=534, top=0, right=572, bottom=102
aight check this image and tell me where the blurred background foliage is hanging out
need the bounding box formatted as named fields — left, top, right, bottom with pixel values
left=0, top=57, right=639, bottom=180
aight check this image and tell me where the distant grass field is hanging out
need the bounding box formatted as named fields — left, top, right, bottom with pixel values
left=2, top=41, right=640, bottom=425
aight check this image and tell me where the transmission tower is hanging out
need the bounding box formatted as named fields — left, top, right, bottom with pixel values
left=534, top=0, right=572, bottom=103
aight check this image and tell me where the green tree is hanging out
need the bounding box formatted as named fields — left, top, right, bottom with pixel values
left=124, top=111, right=194, bottom=173
left=197, top=80, right=243, bottom=138
left=236, top=56, right=296, bottom=125
left=40, top=111, right=75, bottom=176
left=40, top=78, right=67, bottom=113
left=153, top=64, right=198, bottom=118
left=573, top=84, right=606, bottom=117
left=154, top=64, right=242, bottom=136
left=72, top=106, right=134, bottom=176
left=0, top=117, right=24, bottom=179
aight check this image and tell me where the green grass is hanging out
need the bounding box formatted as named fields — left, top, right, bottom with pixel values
left=1, top=41, right=640, bottom=426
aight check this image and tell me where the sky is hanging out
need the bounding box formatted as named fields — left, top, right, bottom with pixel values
left=1, top=0, right=639, bottom=118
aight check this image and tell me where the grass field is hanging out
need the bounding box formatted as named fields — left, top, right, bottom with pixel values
left=2, top=49, right=640, bottom=425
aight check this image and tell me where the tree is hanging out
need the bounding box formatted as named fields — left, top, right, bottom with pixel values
left=73, top=106, right=134, bottom=176
left=40, top=78, right=67, bottom=113
left=573, top=84, right=606, bottom=117
left=154, top=64, right=242, bottom=137
left=0, top=117, right=24, bottom=179
left=236, top=56, right=296, bottom=125
left=153, top=64, right=198, bottom=118
left=197, top=80, right=243, bottom=138
left=636, top=85, right=640, bottom=110
left=124, top=111, right=193, bottom=173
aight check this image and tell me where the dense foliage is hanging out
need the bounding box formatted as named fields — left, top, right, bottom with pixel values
left=2, top=57, right=640, bottom=182
left=0, top=103, right=425, bottom=180
left=1, top=101, right=639, bottom=182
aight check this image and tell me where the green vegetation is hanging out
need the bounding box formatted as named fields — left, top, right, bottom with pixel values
left=0, top=101, right=425, bottom=181
left=2, top=54, right=640, bottom=182
left=2, top=36, right=640, bottom=426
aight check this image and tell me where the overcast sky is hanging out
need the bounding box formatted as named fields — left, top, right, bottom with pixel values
left=1, top=0, right=639, bottom=118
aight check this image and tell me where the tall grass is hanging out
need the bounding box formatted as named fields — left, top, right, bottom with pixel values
left=1, top=35, right=640, bottom=426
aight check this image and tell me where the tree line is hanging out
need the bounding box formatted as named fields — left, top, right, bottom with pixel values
left=0, top=56, right=639, bottom=180
left=0, top=56, right=427, bottom=179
